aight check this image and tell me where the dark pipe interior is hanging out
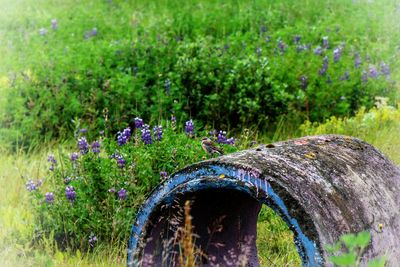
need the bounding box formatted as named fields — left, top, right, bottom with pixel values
left=141, top=188, right=262, bottom=266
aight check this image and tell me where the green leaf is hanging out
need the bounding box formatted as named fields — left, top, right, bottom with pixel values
left=368, top=257, right=386, bottom=267
left=329, top=253, right=357, bottom=266
left=325, top=242, right=341, bottom=253
left=353, top=231, right=371, bottom=248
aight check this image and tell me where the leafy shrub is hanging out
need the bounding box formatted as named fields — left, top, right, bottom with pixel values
left=25, top=117, right=237, bottom=251
left=326, top=231, right=385, bottom=267
left=1, top=0, right=399, bottom=147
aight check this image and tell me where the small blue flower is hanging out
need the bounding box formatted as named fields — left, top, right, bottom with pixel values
left=354, top=52, right=361, bottom=68
left=160, top=171, right=168, bottom=180
left=153, top=125, right=163, bottom=141
left=71, top=152, right=79, bottom=162
left=314, top=46, right=323, bottom=56
left=293, top=35, right=301, bottom=44
left=333, top=46, right=343, bottom=63
left=26, top=180, right=38, bottom=192
left=134, top=117, right=144, bottom=129
left=369, top=65, right=378, bottom=78
left=116, top=155, right=126, bottom=168
left=118, top=188, right=127, bottom=200
left=65, top=186, right=76, bottom=202
left=88, top=235, right=97, bottom=247
left=45, top=192, right=55, bottom=204
left=185, top=120, right=194, bottom=137
left=322, top=36, right=329, bottom=49
left=78, top=137, right=89, bottom=154
left=51, top=19, right=58, bottom=30
left=39, top=28, right=47, bottom=36
left=141, top=124, right=152, bottom=145
left=217, top=131, right=227, bottom=144
left=91, top=140, right=100, bottom=153
left=380, top=62, right=390, bottom=76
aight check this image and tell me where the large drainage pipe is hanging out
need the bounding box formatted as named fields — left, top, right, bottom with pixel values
left=127, top=135, right=400, bottom=266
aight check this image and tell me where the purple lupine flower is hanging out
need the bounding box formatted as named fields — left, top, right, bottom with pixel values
left=141, top=124, right=152, bottom=145
left=153, top=125, right=163, bottom=141
left=51, top=19, right=58, bottom=30
left=296, top=44, right=308, bottom=53
left=319, top=56, right=329, bottom=76
left=380, top=62, right=390, bottom=76
left=108, top=187, right=116, bottom=193
left=171, top=115, right=176, bottom=129
left=118, top=188, right=127, bottom=200
left=116, top=155, right=126, bottom=168
left=322, top=36, right=329, bottom=49
left=39, top=28, right=47, bottom=36
left=65, top=186, right=76, bottom=202
left=185, top=120, right=194, bottom=137
left=226, top=138, right=235, bottom=145
left=71, top=152, right=79, bottom=162
left=300, top=75, right=308, bottom=89
left=340, top=71, right=350, bottom=81
left=217, top=131, right=227, bottom=144
left=91, top=141, right=100, bottom=153
left=209, top=129, right=217, bottom=137
left=354, top=53, right=361, bottom=68
left=84, top=28, right=97, bottom=39
left=362, top=70, right=368, bottom=83
left=165, top=79, right=171, bottom=95
left=333, top=46, right=343, bottom=62
left=64, top=177, right=72, bottom=185
left=314, top=46, right=323, bottom=56
left=369, top=65, right=378, bottom=78
left=78, top=137, right=89, bottom=154
left=134, top=117, right=144, bottom=129
left=293, top=35, right=301, bottom=44
left=160, top=171, right=168, bottom=180
left=45, top=192, right=55, bottom=204
left=117, top=127, right=131, bottom=146
left=277, top=40, right=286, bottom=54
left=79, top=128, right=88, bottom=134
left=89, top=235, right=97, bottom=247
left=48, top=155, right=57, bottom=164
left=26, top=180, right=38, bottom=192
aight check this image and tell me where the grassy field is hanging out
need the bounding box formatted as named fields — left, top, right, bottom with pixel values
left=1, top=0, right=400, bottom=266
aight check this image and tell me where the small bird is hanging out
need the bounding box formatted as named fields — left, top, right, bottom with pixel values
left=201, top=137, right=223, bottom=156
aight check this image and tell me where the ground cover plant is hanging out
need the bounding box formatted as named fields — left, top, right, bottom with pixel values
left=1, top=0, right=399, bottom=148
left=1, top=0, right=400, bottom=266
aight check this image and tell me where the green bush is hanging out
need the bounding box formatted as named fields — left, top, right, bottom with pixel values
left=1, top=0, right=399, bottom=147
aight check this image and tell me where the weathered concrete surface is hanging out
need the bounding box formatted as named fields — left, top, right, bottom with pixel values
left=127, top=135, right=400, bottom=266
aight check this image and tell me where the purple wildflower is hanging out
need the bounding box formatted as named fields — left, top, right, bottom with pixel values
left=217, top=131, right=227, bottom=144
left=380, top=62, right=390, bottom=76
left=141, top=124, right=152, bottom=145
left=84, top=28, right=98, bottom=39
left=134, top=117, right=144, bottom=129
left=108, top=187, right=116, bottom=193
left=26, top=180, right=38, bottom=192
left=71, top=152, right=79, bottom=162
left=369, top=65, right=378, bottom=78
left=78, top=137, right=89, bottom=154
left=300, top=75, right=308, bottom=89
left=319, top=56, right=329, bottom=76
left=39, top=28, right=47, bottom=36
left=171, top=115, right=176, bottom=129
left=79, top=128, right=88, bottom=134
left=117, top=127, right=131, bottom=146
left=153, top=125, right=163, bottom=141
left=354, top=53, right=361, bottom=68
left=118, top=188, right=127, bottom=200
left=51, top=19, right=58, bottom=30
left=160, top=171, right=168, bottom=180
left=296, top=44, right=308, bottom=53
left=333, top=46, right=343, bottom=63
left=116, top=155, right=126, bottom=168
left=277, top=40, right=286, bottom=54
left=226, top=138, right=235, bottom=145
left=209, top=129, right=217, bottom=137
left=260, top=25, right=268, bottom=34
left=362, top=71, right=368, bottom=83
left=65, top=186, right=76, bottom=202
left=48, top=155, right=56, bottom=164
left=322, top=36, right=329, bottom=49
left=314, top=46, right=323, bottom=56
left=293, top=35, right=301, bottom=44
left=89, top=235, right=97, bottom=247
left=185, top=120, right=194, bottom=137
left=91, top=141, right=100, bottom=153
left=45, top=192, right=55, bottom=204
